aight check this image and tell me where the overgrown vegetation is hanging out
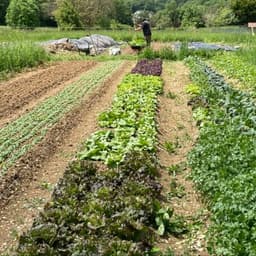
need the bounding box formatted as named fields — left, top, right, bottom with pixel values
left=0, top=42, right=49, bottom=79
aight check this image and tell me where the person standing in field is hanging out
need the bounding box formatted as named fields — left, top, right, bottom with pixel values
left=136, top=19, right=152, bottom=46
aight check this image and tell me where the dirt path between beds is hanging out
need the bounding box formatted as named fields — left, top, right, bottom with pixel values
left=0, top=60, right=134, bottom=254
left=0, top=61, right=98, bottom=128
left=157, top=61, right=209, bottom=255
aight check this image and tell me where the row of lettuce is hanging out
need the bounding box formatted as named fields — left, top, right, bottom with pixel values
left=186, top=57, right=256, bottom=255
left=0, top=61, right=122, bottom=176
left=16, top=60, right=167, bottom=255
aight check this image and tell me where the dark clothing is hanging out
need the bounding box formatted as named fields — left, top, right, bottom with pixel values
left=141, top=21, right=152, bottom=46
left=142, top=21, right=151, bottom=36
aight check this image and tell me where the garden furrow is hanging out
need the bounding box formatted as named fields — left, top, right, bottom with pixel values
left=0, top=61, right=122, bottom=175
left=0, top=61, right=98, bottom=127
left=156, top=61, right=209, bottom=255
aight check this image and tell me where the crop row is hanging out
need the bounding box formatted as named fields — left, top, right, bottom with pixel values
left=0, top=61, right=122, bottom=175
left=210, top=53, right=256, bottom=92
left=17, top=153, right=161, bottom=255
left=16, top=62, right=164, bottom=255
left=186, top=57, right=256, bottom=255
left=131, top=59, right=162, bottom=76
left=78, top=73, right=163, bottom=167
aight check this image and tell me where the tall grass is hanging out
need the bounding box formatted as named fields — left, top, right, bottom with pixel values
left=235, top=46, right=256, bottom=66
left=0, top=26, right=254, bottom=45
left=0, top=42, right=49, bottom=78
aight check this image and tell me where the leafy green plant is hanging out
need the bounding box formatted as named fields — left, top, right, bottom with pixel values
left=166, top=91, right=177, bottom=99
left=185, top=83, right=201, bottom=95
left=155, top=207, right=174, bottom=236
left=79, top=73, right=163, bottom=167
left=6, top=0, right=40, bottom=29
left=167, top=164, right=183, bottom=176
left=17, top=153, right=161, bottom=255
left=164, top=140, right=179, bottom=154
left=168, top=179, right=186, bottom=199
left=186, top=56, right=256, bottom=255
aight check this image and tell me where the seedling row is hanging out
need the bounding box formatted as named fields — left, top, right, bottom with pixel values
left=0, top=61, right=122, bottom=175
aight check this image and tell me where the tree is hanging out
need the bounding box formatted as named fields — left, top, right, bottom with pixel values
left=231, top=0, right=256, bottom=24
left=112, top=0, right=133, bottom=25
left=74, top=0, right=114, bottom=27
left=6, top=0, right=40, bottom=28
left=180, top=3, right=205, bottom=28
left=39, top=0, right=57, bottom=26
left=0, top=0, right=9, bottom=25
left=54, top=0, right=81, bottom=30
left=213, top=7, right=237, bottom=26
left=153, top=0, right=180, bottom=28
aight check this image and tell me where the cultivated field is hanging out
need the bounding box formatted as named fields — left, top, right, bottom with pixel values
left=0, top=27, right=256, bottom=255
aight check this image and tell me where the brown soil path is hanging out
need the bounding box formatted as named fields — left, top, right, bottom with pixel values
left=157, top=61, right=209, bottom=255
left=0, top=61, right=135, bottom=254
left=0, top=61, right=97, bottom=127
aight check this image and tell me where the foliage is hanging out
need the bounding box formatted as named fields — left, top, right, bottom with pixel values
left=54, top=0, right=81, bottom=30
left=185, top=83, right=201, bottom=95
left=231, top=0, right=256, bottom=24
left=0, top=42, right=49, bottom=78
left=0, top=61, right=121, bottom=175
left=212, top=7, right=238, bottom=26
left=17, top=152, right=162, bottom=255
left=186, top=56, right=256, bottom=255
left=129, top=38, right=147, bottom=49
left=79, top=73, right=163, bottom=167
left=153, top=0, right=180, bottom=29
left=112, top=0, right=133, bottom=25
left=211, top=52, right=256, bottom=91
left=0, top=0, right=9, bottom=25
left=180, top=3, right=205, bottom=28
left=139, top=47, right=177, bottom=61
left=6, top=0, right=40, bottom=28
left=38, top=0, right=57, bottom=27
left=131, top=59, right=163, bottom=76
left=155, top=207, right=173, bottom=236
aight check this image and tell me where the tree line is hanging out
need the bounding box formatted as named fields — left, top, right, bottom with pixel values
left=1, top=0, right=256, bottom=29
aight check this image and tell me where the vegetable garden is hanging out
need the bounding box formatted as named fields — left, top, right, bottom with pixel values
left=1, top=28, right=256, bottom=256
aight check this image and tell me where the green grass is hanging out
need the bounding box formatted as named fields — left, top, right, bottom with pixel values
left=0, top=26, right=254, bottom=44
left=0, top=42, right=50, bottom=79
left=1, top=25, right=256, bottom=80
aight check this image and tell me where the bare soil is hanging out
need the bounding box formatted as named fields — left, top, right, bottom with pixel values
left=157, top=61, right=209, bottom=255
left=0, top=61, right=98, bottom=127
left=0, top=60, right=134, bottom=253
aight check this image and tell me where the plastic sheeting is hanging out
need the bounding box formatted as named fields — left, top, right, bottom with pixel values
left=42, top=34, right=118, bottom=53
left=174, top=42, right=239, bottom=51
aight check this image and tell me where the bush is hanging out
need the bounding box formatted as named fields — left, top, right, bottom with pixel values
left=0, top=42, right=49, bottom=78
left=6, top=0, right=40, bottom=29
left=54, top=0, right=82, bottom=30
